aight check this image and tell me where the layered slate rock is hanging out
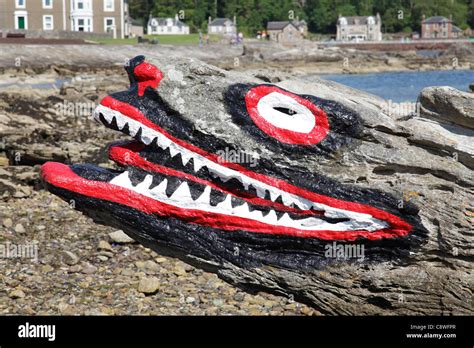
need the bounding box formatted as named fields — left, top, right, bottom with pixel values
left=41, top=56, right=473, bottom=315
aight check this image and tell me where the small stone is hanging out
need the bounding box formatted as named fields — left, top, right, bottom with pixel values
left=2, top=218, right=13, bottom=228
left=138, top=277, right=160, bottom=294
left=212, top=299, right=223, bottom=307
left=9, top=289, right=26, bottom=299
left=97, top=255, right=108, bottom=262
left=121, top=268, right=135, bottom=276
left=68, top=265, right=82, bottom=273
left=81, top=262, right=97, bottom=274
left=61, top=250, right=79, bottom=265
left=144, top=260, right=160, bottom=273
left=14, top=223, right=25, bottom=234
left=98, top=251, right=114, bottom=258
left=301, top=306, right=313, bottom=315
left=186, top=296, right=196, bottom=303
left=108, top=230, right=135, bottom=244
left=249, top=308, right=262, bottom=316
left=135, top=261, right=146, bottom=270
left=98, top=240, right=113, bottom=251
left=233, top=292, right=245, bottom=302
left=41, top=265, right=54, bottom=273
left=173, top=265, right=187, bottom=276
left=155, top=257, right=167, bottom=263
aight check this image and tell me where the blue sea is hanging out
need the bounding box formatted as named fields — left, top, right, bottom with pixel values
left=317, top=70, right=474, bottom=102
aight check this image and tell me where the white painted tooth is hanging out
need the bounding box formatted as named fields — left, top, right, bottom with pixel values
left=116, top=116, right=126, bottom=130
left=241, top=178, right=250, bottom=190
left=256, top=187, right=266, bottom=199
left=216, top=194, right=232, bottom=211
left=264, top=210, right=278, bottom=224
left=295, top=198, right=313, bottom=210
left=109, top=171, right=132, bottom=188
left=181, top=152, right=192, bottom=166
left=170, top=182, right=192, bottom=201
left=193, top=159, right=204, bottom=172
left=233, top=202, right=250, bottom=215
left=140, top=128, right=154, bottom=145
left=278, top=213, right=294, bottom=224
left=128, top=122, right=139, bottom=137
left=135, top=174, right=153, bottom=191
left=196, top=185, right=211, bottom=203
left=281, top=193, right=294, bottom=207
left=269, top=191, right=279, bottom=202
left=151, top=178, right=168, bottom=195
left=249, top=209, right=263, bottom=220
left=168, top=145, right=180, bottom=158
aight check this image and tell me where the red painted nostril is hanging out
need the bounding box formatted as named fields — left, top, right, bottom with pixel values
left=134, top=61, right=164, bottom=97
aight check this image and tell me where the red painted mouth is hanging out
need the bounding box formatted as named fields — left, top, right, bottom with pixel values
left=41, top=59, right=414, bottom=241
left=41, top=104, right=412, bottom=241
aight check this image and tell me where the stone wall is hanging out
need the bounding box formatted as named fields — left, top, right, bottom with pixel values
left=0, top=29, right=112, bottom=40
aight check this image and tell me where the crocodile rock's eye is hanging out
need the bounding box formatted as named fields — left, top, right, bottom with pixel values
left=245, top=85, right=329, bottom=145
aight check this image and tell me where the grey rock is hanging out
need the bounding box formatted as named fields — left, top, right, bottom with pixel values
left=138, top=277, right=160, bottom=294
left=142, top=57, right=473, bottom=315
left=2, top=217, right=13, bottom=228
left=419, top=86, right=474, bottom=129
left=14, top=223, right=25, bottom=234
left=108, top=230, right=136, bottom=244
left=61, top=250, right=79, bottom=265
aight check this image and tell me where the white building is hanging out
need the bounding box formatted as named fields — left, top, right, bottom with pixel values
left=147, top=14, right=189, bottom=35
left=208, top=17, right=236, bottom=36
left=336, top=14, right=382, bottom=42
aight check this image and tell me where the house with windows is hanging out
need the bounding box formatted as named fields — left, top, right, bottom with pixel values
left=147, top=15, right=189, bottom=35
left=336, top=14, right=382, bottom=41
left=421, top=15, right=462, bottom=39
left=208, top=17, right=236, bottom=36
left=0, top=0, right=129, bottom=38
left=266, top=21, right=306, bottom=42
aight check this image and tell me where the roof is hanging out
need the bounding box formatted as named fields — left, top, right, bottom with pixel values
left=209, top=18, right=233, bottom=27
left=266, top=21, right=301, bottom=31
left=293, top=20, right=307, bottom=28
left=452, top=25, right=462, bottom=32
left=148, top=17, right=188, bottom=28
left=338, top=15, right=379, bottom=25
left=128, top=17, right=143, bottom=26
left=423, top=16, right=451, bottom=24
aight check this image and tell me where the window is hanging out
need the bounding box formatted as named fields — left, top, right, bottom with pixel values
left=72, top=16, right=92, bottom=31
left=43, top=15, right=53, bottom=30
left=77, top=0, right=84, bottom=9
left=43, top=0, right=53, bottom=9
left=104, top=17, right=115, bottom=32
left=16, top=0, right=25, bottom=8
left=104, top=0, right=114, bottom=11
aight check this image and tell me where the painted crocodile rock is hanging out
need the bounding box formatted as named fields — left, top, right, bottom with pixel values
left=41, top=55, right=427, bottom=271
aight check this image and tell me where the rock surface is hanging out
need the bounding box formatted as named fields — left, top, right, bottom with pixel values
left=418, top=86, right=474, bottom=129
left=1, top=53, right=472, bottom=315
left=131, top=58, right=472, bottom=315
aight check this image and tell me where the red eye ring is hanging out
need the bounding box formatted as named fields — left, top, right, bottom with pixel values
left=245, top=85, right=329, bottom=145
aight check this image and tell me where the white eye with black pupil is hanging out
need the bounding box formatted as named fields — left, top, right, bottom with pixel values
left=257, top=92, right=316, bottom=134
left=245, top=85, right=329, bottom=145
